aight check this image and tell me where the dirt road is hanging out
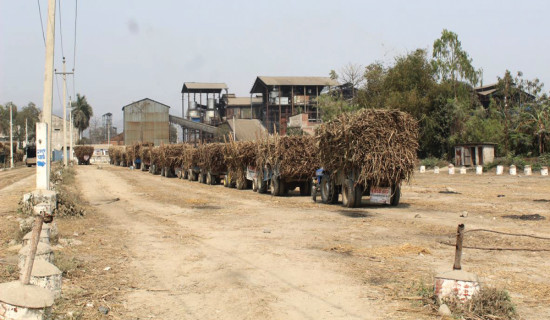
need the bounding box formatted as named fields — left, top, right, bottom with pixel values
left=73, top=165, right=550, bottom=319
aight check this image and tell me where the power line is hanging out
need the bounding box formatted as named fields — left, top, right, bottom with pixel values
left=36, top=0, right=46, bottom=45
left=57, top=0, right=65, bottom=58
left=72, top=0, right=78, bottom=71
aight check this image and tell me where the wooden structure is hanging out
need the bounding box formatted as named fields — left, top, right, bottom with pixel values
left=454, top=143, right=496, bottom=166
left=249, top=76, right=339, bottom=134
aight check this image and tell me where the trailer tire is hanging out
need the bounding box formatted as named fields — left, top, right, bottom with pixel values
left=271, top=177, right=281, bottom=196
left=236, top=177, right=247, bottom=190
left=342, top=179, right=362, bottom=208
left=206, top=172, right=213, bottom=185
left=390, top=184, right=401, bottom=206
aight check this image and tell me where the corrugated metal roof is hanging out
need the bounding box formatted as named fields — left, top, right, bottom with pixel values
left=226, top=97, right=263, bottom=106
left=477, top=89, right=498, bottom=96
left=182, top=82, right=228, bottom=93
left=250, top=76, right=339, bottom=93
left=121, top=98, right=171, bottom=111
left=259, top=76, right=339, bottom=86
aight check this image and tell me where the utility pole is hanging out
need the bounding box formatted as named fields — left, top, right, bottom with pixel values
left=55, top=57, right=73, bottom=166
left=9, top=103, right=14, bottom=168
left=25, top=118, right=28, bottom=146
left=37, top=0, right=56, bottom=190
left=69, top=97, right=73, bottom=163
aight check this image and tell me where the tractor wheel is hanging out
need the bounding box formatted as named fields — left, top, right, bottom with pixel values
left=321, top=175, right=338, bottom=204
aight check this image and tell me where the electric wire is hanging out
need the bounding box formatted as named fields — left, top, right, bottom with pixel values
left=57, top=0, right=65, bottom=58
left=36, top=0, right=46, bottom=46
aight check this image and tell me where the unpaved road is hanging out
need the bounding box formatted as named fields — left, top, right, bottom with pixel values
left=75, top=165, right=550, bottom=320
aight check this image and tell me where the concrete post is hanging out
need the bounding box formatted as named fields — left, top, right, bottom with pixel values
left=36, top=123, right=49, bottom=190
left=40, top=0, right=56, bottom=189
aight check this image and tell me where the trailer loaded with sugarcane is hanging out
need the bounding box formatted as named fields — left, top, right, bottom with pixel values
left=253, top=135, right=318, bottom=196
left=223, top=140, right=257, bottom=190
left=313, top=109, right=418, bottom=208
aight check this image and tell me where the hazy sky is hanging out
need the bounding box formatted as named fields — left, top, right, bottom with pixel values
left=1, top=0, right=549, bottom=129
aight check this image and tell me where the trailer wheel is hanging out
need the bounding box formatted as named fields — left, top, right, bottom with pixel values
left=320, top=175, right=338, bottom=204
left=270, top=177, right=280, bottom=196
left=342, top=179, right=362, bottom=208
left=236, top=177, right=247, bottom=190
left=390, top=184, right=401, bottom=206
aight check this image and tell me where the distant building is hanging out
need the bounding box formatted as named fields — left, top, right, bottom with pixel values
left=220, top=95, right=263, bottom=120
left=454, top=143, right=496, bottom=166
left=474, top=82, right=535, bottom=108
left=122, top=98, right=170, bottom=146
left=249, top=76, right=339, bottom=134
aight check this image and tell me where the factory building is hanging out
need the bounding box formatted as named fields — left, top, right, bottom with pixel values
left=122, top=98, right=170, bottom=146
left=249, top=76, right=339, bottom=134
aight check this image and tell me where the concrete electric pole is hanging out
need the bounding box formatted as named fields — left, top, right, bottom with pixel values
left=69, top=97, right=73, bottom=163
left=9, top=102, right=14, bottom=168
left=37, top=0, right=56, bottom=190
left=55, top=57, right=73, bottom=167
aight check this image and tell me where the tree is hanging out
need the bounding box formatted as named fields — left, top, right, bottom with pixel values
left=71, top=94, right=93, bottom=139
left=337, top=63, right=365, bottom=99
left=432, top=29, right=480, bottom=96
left=15, top=102, right=40, bottom=143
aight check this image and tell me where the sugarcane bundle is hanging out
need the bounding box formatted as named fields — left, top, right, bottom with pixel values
left=223, top=140, right=257, bottom=182
left=181, top=145, right=198, bottom=170
left=140, top=143, right=154, bottom=165
left=159, top=144, right=184, bottom=169
left=73, top=146, right=94, bottom=165
left=256, top=135, right=318, bottom=179
left=150, top=146, right=161, bottom=167
left=197, top=143, right=226, bottom=173
left=315, top=108, right=418, bottom=186
left=120, top=147, right=128, bottom=166
left=126, top=145, right=135, bottom=166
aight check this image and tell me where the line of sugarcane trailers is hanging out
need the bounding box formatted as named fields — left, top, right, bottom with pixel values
left=108, top=143, right=402, bottom=209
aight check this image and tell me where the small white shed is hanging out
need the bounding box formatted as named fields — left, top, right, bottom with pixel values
left=454, top=143, right=496, bottom=166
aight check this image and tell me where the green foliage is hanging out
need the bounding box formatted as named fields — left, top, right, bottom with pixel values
left=432, top=29, right=480, bottom=87
left=317, top=94, right=362, bottom=122
left=420, top=157, right=446, bottom=168
left=71, top=94, right=93, bottom=138
left=325, top=29, right=548, bottom=159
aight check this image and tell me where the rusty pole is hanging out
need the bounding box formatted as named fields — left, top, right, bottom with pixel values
left=453, top=224, right=465, bottom=270
left=21, top=215, right=44, bottom=284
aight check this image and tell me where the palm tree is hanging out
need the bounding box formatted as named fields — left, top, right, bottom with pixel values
left=71, top=94, right=93, bottom=139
